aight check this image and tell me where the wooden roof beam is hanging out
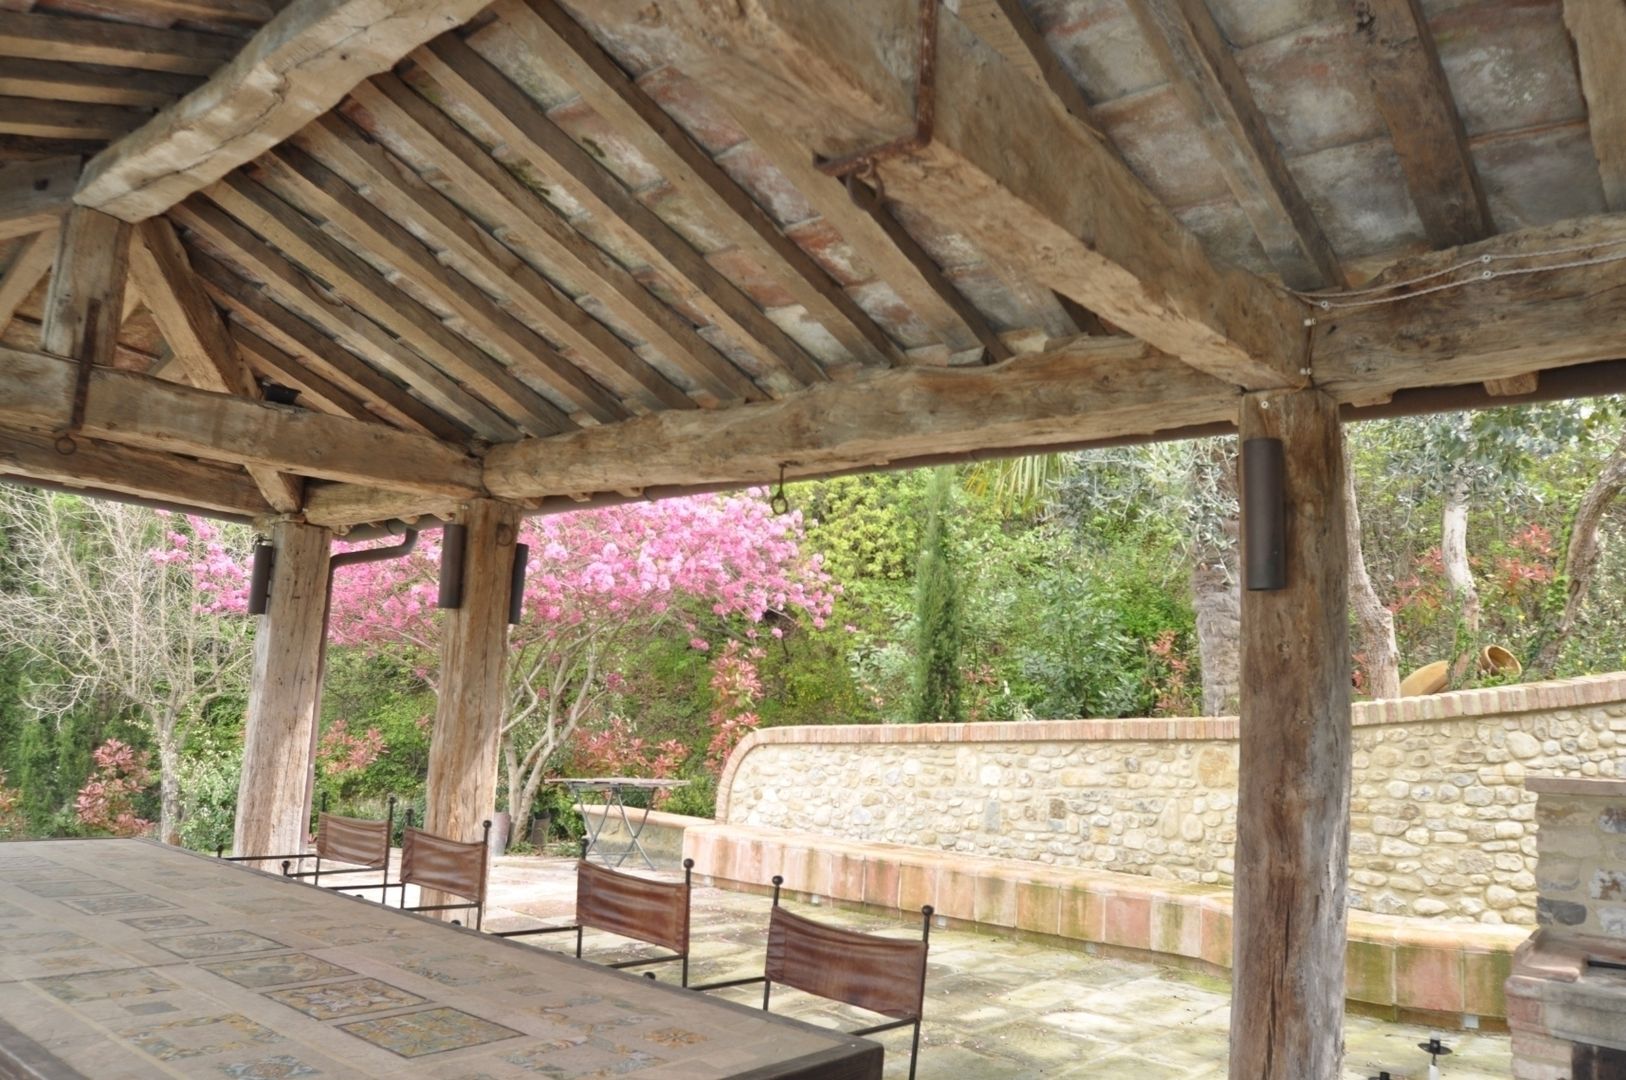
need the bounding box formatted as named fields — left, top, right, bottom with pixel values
left=129, top=217, right=304, bottom=512
left=496, top=0, right=909, bottom=367
left=0, top=227, right=56, bottom=332
left=1347, top=0, right=1494, bottom=248
left=347, top=75, right=768, bottom=405
left=0, top=12, right=238, bottom=76
left=0, top=425, right=272, bottom=520
left=73, top=0, right=496, bottom=222
left=228, top=322, right=379, bottom=425
left=0, top=156, right=78, bottom=241
left=588, top=0, right=1302, bottom=389
left=1564, top=0, right=1626, bottom=212
left=410, top=34, right=834, bottom=389
left=0, top=60, right=202, bottom=109
left=0, top=344, right=483, bottom=498
left=1130, top=0, right=1345, bottom=290
left=41, top=207, right=131, bottom=366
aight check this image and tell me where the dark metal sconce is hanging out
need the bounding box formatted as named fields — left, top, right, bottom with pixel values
left=508, top=542, right=529, bottom=625
left=1241, top=436, right=1286, bottom=591
left=246, top=538, right=274, bottom=615
left=437, top=523, right=466, bottom=609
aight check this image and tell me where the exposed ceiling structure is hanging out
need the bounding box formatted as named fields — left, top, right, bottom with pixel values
left=0, top=0, right=1622, bottom=531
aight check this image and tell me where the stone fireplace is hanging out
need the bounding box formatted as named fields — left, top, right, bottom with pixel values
left=1506, top=777, right=1626, bottom=1079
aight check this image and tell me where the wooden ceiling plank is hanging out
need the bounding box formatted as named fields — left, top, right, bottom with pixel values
left=172, top=196, right=511, bottom=442
left=0, top=155, right=78, bottom=241
left=40, top=206, right=130, bottom=364
left=0, top=96, right=151, bottom=142
left=0, top=225, right=55, bottom=331
left=255, top=145, right=634, bottom=423
left=498, top=0, right=905, bottom=367
left=1347, top=0, right=1494, bottom=248
left=0, top=343, right=484, bottom=496
left=0, top=12, right=238, bottom=75
left=0, top=59, right=202, bottom=108
left=207, top=173, right=571, bottom=436
left=228, top=322, right=379, bottom=423
left=295, top=115, right=697, bottom=412
left=589, top=0, right=1301, bottom=389
left=1564, top=0, right=1626, bottom=212
left=73, top=0, right=495, bottom=222
left=481, top=337, right=1235, bottom=499
left=0, top=424, right=271, bottom=519
left=412, top=35, right=832, bottom=388
left=108, top=0, right=275, bottom=25
left=350, top=75, right=768, bottom=403
left=129, top=216, right=302, bottom=511
left=189, top=244, right=456, bottom=436
left=1130, top=0, right=1344, bottom=290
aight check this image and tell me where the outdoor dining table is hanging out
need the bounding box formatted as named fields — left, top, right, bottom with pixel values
left=0, top=838, right=881, bottom=1079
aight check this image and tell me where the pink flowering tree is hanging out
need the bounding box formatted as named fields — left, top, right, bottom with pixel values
left=75, top=739, right=155, bottom=837
left=328, top=492, right=835, bottom=818
left=0, top=490, right=255, bottom=844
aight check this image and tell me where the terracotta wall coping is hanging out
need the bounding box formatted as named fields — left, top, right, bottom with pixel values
left=717, top=671, right=1626, bottom=820
left=1524, top=776, right=1626, bottom=797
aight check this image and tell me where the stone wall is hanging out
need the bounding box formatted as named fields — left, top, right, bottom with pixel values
left=717, top=673, right=1626, bottom=926
left=1525, top=776, right=1626, bottom=937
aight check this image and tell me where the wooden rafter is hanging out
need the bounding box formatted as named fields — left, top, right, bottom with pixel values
left=410, top=35, right=834, bottom=388
left=0, top=425, right=271, bottom=519
left=293, top=115, right=700, bottom=411
left=40, top=207, right=131, bottom=365
left=111, top=0, right=275, bottom=25
left=495, top=0, right=908, bottom=367
left=74, top=0, right=496, bottom=222
left=1130, top=0, right=1345, bottom=289
left=1564, top=0, right=1626, bottom=212
left=252, top=146, right=638, bottom=423
left=589, top=0, right=1302, bottom=389
left=0, top=156, right=78, bottom=241
left=0, top=344, right=482, bottom=498
left=1348, top=0, right=1494, bottom=248
left=0, top=12, right=238, bottom=76
left=347, top=75, right=769, bottom=404
left=0, top=227, right=55, bottom=331
left=228, top=323, right=379, bottom=425
left=184, top=242, right=470, bottom=441
left=0, top=97, right=149, bottom=142
left=0, top=60, right=201, bottom=108
left=129, top=217, right=304, bottom=512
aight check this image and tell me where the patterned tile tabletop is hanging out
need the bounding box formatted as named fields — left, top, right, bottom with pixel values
left=0, top=840, right=880, bottom=1078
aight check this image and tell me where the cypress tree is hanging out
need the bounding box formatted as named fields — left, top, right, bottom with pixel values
left=912, top=469, right=964, bottom=724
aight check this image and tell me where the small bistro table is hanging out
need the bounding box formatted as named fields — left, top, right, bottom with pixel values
left=0, top=838, right=881, bottom=1079
left=548, top=776, right=689, bottom=869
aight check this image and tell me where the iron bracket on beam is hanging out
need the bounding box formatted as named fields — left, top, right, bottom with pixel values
left=813, top=0, right=939, bottom=180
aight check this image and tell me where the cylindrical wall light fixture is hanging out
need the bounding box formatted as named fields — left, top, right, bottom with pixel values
left=246, top=539, right=275, bottom=615
left=508, top=542, right=529, bottom=625
left=437, top=523, right=467, bottom=609
left=1241, top=436, right=1286, bottom=591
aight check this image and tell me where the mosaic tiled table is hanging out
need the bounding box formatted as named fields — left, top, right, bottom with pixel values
left=0, top=839, right=881, bottom=1079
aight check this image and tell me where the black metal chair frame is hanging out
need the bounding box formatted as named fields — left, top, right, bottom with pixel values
left=391, top=819, right=492, bottom=929
left=691, top=874, right=934, bottom=1080
left=216, top=794, right=403, bottom=895
left=494, top=840, right=695, bottom=986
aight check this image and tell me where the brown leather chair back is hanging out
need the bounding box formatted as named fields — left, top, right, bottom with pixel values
left=765, top=905, right=928, bottom=1021
left=400, top=827, right=487, bottom=903
left=315, top=813, right=389, bottom=869
left=576, top=860, right=690, bottom=954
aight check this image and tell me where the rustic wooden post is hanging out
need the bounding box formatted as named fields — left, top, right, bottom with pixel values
left=1229, top=389, right=1352, bottom=1079
left=423, top=498, right=519, bottom=847
left=233, top=520, right=333, bottom=857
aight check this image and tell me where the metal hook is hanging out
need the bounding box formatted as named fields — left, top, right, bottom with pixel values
left=770, top=465, right=790, bottom=516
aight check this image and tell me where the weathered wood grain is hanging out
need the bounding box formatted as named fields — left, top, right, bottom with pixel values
left=40, top=206, right=130, bottom=364
left=0, top=12, right=239, bottom=75
left=0, top=59, right=202, bottom=108
left=74, top=0, right=494, bottom=221
left=0, top=226, right=55, bottom=330
left=1129, top=0, right=1344, bottom=289
left=1564, top=0, right=1626, bottom=212
left=589, top=0, right=1302, bottom=388
left=0, top=156, right=78, bottom=241
left=0, top=96, right=149, bottom=142
left=234, top=520, right=332, bottom=858
left=1230, top=388, right=1350, bottom=1080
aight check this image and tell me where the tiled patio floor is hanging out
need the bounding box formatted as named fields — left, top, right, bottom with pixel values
left=481, top=855, right=1513, bottom=1079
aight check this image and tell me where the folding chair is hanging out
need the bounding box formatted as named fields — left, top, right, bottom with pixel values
left=395, top=820, right=492, bottom=929
left=495, top=845, right=695, bottom=986
left=694, top=875, right=934, bottom=1080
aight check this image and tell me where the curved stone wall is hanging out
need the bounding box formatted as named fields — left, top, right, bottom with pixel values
left=717, top=673, right=1626, bottom=925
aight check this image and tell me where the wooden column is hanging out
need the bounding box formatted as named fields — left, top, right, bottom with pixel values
left=233, top=520, right=333, bottom=857
left=1229, top=389, right=1352, bottom=1079
left=423, top=499, right=519, bottom=844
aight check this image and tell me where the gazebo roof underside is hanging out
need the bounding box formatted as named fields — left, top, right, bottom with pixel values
left=0, top=0, right=1622, bottom=531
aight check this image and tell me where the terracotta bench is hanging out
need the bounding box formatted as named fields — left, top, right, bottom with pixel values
left=682, top=820, right=1527, bottom=1025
